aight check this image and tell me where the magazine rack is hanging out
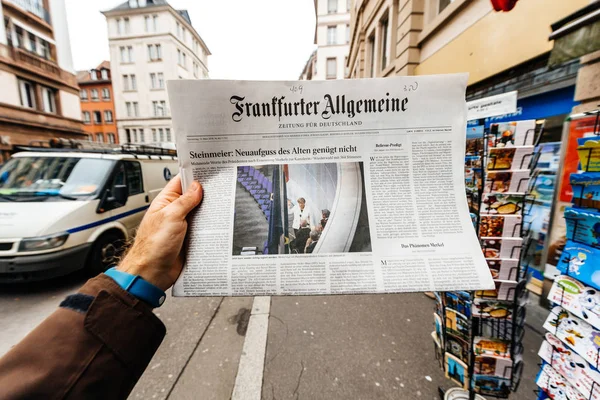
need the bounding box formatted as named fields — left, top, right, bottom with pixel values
left=435, top=120, right=545, bottom=400
left=533, top=109, right=600, bottom=400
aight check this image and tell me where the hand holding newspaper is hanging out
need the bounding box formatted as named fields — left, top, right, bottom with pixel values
left=167, top=74, right=494, bottom=296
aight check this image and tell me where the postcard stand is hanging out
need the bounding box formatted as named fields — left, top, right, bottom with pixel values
left=435, top=120, right=545, bottom=400
left=534, top=109, right=600, bottom=400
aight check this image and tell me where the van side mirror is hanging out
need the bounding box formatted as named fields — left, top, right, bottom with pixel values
left=113, top=184, right=129, bottom=205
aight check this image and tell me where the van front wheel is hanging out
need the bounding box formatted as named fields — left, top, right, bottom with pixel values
left=88, top=232, right=125, bottom=276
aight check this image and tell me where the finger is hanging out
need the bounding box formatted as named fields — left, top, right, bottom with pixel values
left=161, top=174, right=184, bottom=196
left=167, top=180, right=203, bottom=218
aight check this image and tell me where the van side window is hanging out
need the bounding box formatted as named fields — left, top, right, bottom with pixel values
left=124, top=161, right=143, bottom=195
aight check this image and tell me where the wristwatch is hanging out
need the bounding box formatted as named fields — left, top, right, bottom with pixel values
left=104, top=267, right=166, bottom=308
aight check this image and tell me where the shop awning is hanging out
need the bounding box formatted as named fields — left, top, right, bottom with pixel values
left=548, top=1, right=600, bottom=67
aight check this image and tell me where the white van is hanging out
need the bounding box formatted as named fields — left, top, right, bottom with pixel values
left=0, top=143, right=178, bottom=283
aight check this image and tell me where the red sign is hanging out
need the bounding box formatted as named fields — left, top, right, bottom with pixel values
left=559, top=116, right=599, bottom=202
left=490, top=0, right=519, bottom=12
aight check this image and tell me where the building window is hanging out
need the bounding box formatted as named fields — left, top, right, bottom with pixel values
left=368, top=33, right=375, bottom=77
left=182, top=27, right=186, bottom=42
left=41, top=86, right=56, bottom=113
left=116, top=18, right=123, bottom=34
left=380, top=16, right=390, bottom=70
left=144, top=15, right=151, bottom=32
left=166, top=128, right=172, bottom=141
left=126, top=102, right=132, bottom=117
left=18, top=79, right=36, bottom=109
left=90, top=70, right=98, bottom=81
left=87, top=134, right=93, bottom=141
left=82, top=111, right=91, bottom=124
left=108, top=133, right=116, bottom=144
left=124, top=17, right=130, bottom=33
left=346, top=24, right=350, bottom=44
left=123, top=75, right=136, bottom=91
left=28, top=32, right=37, bottom=53
left=102, top=88, right=110, bottom=100
left=178, top=49, right=187, bottom=67
left=80, top=89, right=88, bottom=101
left=347, top=0, right=351, bottom=11
left=153, top=100, right=167, bottom=117
left=150, top=73, right=157, bottom=89
left=193, top=62, right=199, bottom=78
left=101, top=69, right=109, bottom=80
left=345, top=56, right=349, bottom=77
left=153, top=15, right=158, bottom=31
left=158, top=128, right=164, bottom=141
left=138, top=129, right=145, bottom=143
left=157, top=72, right=164, bottom=88
left=133, top=102, right=139, bottom=116
left=327, top=26, right=337, bottom=45
left=326, top=58, right=337, bottom=79
left=120, top=46, right=134, bottom=63
left=91, top=89, right=99, bottom=100
left=96, top=133, right=105, bottom=143
left=15, top=26, right=24, bottom=48
left=147, top=44, right=162, bottom=61
left=126, top=102, right=139, bottom=117
left=328, top=0, right=337, bottom=13
left=104, top=110, right=113, bottom=122
left=176, top=21, right=181, bottom=38
left=93, top=111, right=102, bottom=124
left=39, top=39, right=50, bottom=59
left=439, top=0, right=453, bottom=13
left=152, top=128, right=157, bottom=142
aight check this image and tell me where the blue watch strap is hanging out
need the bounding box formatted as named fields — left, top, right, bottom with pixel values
left=104, top=267, right=166, bottom=308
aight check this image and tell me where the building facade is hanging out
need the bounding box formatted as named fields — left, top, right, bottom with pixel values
left=102, top=0, right=210, bottom=147
left=301, top=0, right=351, bottom=80
left=0, top=0, right=84, bottom=161
left=77, top=61, right=118, bottom=144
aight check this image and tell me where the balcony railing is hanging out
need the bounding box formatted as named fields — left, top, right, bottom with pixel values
left=3, top=0, right=51, bottom=24
left=0, top=44, right=77, bottom=87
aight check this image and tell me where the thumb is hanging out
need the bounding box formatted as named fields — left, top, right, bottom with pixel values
left=169, top=181, right=203, bottom=218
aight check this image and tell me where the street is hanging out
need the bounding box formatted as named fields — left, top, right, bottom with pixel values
left=0, top=276, right=543, bottom=400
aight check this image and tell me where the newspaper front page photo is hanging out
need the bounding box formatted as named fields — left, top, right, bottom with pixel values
left=167, top=74, right=494, bottom=296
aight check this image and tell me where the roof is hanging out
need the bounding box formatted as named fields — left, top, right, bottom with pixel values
left=177, top=10, right=192, bottom=25
left=102, top=1, right=210, bottom=55
left=107, top=0, right=167, bottom=12
left=76, top=61, right=111, bottom=84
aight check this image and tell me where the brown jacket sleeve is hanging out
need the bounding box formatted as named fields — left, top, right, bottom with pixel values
left=0, top=274, right=166, bottom=400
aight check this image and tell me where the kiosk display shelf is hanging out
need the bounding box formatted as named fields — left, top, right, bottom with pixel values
left=535, top=109, right=600, bottom=400
left=435, top=118, right=542, bottom=400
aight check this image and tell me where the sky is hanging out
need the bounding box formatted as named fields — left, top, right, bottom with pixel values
left=64, top=0, right=317, bottom=80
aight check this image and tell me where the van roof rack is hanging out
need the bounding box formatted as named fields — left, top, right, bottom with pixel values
left=14, top=138, right=177, bottom=159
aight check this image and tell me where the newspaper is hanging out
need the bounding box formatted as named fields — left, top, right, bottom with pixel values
left=167, top=74, right=494, bottom=296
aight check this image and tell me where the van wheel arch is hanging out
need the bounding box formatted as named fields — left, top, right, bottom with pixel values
left=87, top=229, right=128, bottom=276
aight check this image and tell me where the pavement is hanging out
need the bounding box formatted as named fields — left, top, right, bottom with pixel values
left=0, top=276, right=545, bottom=400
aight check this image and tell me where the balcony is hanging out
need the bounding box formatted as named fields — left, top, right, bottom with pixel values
left=0, top=44, right=77, bottom=88
left=3, top=0, right=51, bottom=24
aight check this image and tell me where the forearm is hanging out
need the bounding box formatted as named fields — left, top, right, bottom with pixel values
left=0, top=274, right=165, bottom=400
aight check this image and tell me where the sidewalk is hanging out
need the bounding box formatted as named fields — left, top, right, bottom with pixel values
left=130, top=293, right=544, bottom=400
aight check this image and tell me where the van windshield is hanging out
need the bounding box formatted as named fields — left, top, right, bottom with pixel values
left=0, top=157, right=114, bottom=201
